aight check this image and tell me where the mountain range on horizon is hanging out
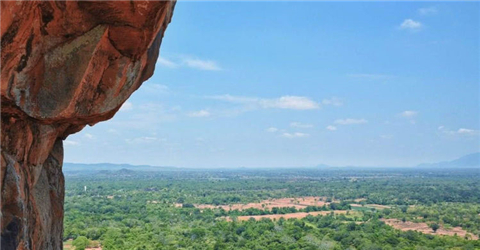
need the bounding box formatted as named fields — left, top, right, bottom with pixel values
left=64, top=152, right=480, bottom=171
left=63, top=162, right=178, bottom=172
left=415, top=152, right=480, bottom=169
left=315, top=152, right=480, bottom=169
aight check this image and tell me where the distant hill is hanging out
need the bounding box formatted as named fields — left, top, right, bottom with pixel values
left=95, top=168, right=139, bottom=176
left=416, top=152, right=480, bottom=169
left=63, top=162, right=177, bottom=172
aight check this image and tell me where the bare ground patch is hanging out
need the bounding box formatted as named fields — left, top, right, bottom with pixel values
left=353, top=198, right=367, bottom=202
left=226, top=210, right=349, bottom=221
left=351, top=204, right=391, bottom=209
left=381, top=219, right=478, bottom=240
left=177, top=196, right=334, bottom=211
left=63, top=240, right=103, bottom=250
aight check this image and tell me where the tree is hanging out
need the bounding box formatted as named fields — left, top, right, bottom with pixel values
left=73, top=236, right=89, bottom=250
left=182, top=203, right=195, bottom=208
left=176, top=197, right=185, bottom=203
left=430, top=223, right=440, bottom=233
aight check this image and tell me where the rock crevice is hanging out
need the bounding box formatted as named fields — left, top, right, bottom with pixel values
left=1, top=1, right=176, bottom=249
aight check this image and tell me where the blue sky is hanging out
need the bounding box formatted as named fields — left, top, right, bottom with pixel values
left=65, top=2, right=479, bottom=168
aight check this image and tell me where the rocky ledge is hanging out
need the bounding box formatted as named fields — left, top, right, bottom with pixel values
left=1, top=1, right=175, bottom=249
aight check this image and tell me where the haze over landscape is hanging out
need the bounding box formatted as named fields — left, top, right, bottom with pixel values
left=64, top=2, right=479, bottom=168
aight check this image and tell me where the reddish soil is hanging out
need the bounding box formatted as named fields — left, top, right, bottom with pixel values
left=179, top=196, right=334, bottom=211
left=226, top=210, right=349, bottom=221
left=381, top=219, right=478, bottom=240
left=63, top=240, right=102, bottom=250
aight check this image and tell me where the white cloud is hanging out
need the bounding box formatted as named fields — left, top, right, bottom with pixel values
left=184, top=58, right=221, bottom=71
left=400, top=110, right=418, bottom=118
left=380, top=135, right=393, bottom=139
left=399, top=111, right=418, bottom=124
left=157, top=56, right=178, bottom=68
left=326, top=125, right=337, bottom=131
left=418, top=7, right=438, bottom=15
left=84, top=133, right=94, bottom=139
left=119, top=101, right=133, bottom=112
left=156, top=55, right=222, bottom=71
left=322, top=97, right=343, bottom=106
left=438, top=126, right=479, bottom=137
left=400, top=19, right=423, bottom=30
left=208, top=94, right=320, bottom=110
left=334, top=118, right=368, bottom=125
left=141, top=84, right=169, bottom=94
left=188, top=110, right=211, bottom=118
left=457, top=128, right=478, bottom=136
left=261, top=96, right=320, bottom=110
left=64, top=140, right=79, bottom=146
left=281, top=132, right=309, bottom=138
left=290, top=122, right=314, bottom=128
left=208, top=95, right=255, bottom=103
left=266, top=127, right=279, bottom=133
left=126, top=136, right=163, bottom=144
left=107, top=102, right=178, bottom=131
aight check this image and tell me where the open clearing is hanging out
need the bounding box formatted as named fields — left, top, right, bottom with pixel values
left=226, top=210, right=349, bottom=221
left=176, top=196, right=335, bottom=211
left=350, top=204, right=391, bottom=210
left=63, top=239, right=102, bottom=250
left=381, top=219, right=478, bottom=240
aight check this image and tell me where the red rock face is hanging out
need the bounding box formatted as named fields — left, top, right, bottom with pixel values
left=1, top=1, right=176, bottom=249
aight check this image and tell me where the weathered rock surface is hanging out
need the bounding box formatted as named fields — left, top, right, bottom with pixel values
left=1, top=1, right=175, bottom=249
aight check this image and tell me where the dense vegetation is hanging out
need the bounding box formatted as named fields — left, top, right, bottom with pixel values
left=64, top=168, right=480, bottom=249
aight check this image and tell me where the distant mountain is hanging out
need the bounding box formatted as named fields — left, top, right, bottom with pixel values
left=95, top=168, right=138, bottom=176
left=63, top=162, right=177, bottom=172
left=416, top=152, right=480, bottom=169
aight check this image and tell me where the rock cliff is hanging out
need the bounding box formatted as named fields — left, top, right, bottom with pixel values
left=1, top=1, right=176, bottom=249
